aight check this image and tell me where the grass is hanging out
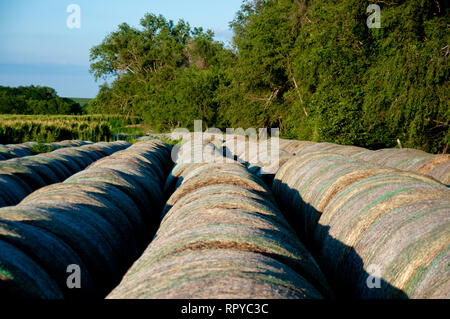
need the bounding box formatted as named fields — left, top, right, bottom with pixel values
left=0, top=114, right=144, bottom=144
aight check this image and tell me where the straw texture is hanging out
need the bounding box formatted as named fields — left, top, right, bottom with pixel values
left=108, top=142, right=332, bottom=299
left=272, top=152, right=450, bottom=299
left=0, top=141, right=130, bottom=208
left=0, top=140, right=173, bottom=298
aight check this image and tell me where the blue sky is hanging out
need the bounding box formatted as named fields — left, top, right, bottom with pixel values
left=0, top=0, right=243, bottom=98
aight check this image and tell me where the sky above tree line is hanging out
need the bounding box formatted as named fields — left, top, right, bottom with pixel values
left=0, top=0, right=243, bottom=98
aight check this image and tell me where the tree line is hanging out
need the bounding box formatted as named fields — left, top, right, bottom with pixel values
left=87, top=0, right=448, bottom=153
left=0, top=86, right=83, bottom=115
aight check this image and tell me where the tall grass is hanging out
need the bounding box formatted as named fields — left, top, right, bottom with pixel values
left=0, top=114, right=143, bottom=144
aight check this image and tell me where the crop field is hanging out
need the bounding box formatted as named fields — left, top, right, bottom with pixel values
left=0, top=135, right=449, bottom=299
left=0, top=114, right=144, bottom=144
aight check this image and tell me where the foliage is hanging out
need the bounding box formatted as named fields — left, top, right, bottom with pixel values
left=84, top=2, right=448, bottom=153
left=0, top=86, right=83, bottom=115
left=224, top=0, right=449, bottom=153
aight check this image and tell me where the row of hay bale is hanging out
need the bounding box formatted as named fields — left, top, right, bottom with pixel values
left=272, top=151, right=450, bottom=299
left=0, top=140, right=91, bottom=160
left=0, top=141, right=131, bottom=208
left=172, top=133, right=292, bottom=187
left=277, top=140, right=450, bottom=185
left=220, top=136, right=292, bottom=187
left=107, top=141, right=333, bottom=299
left=0, top=140, right=173, bottom=298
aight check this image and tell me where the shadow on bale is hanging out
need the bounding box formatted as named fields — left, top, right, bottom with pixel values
left=220, top=145, right=278, bottom=188
left=276, top=181, right=408, bottom=299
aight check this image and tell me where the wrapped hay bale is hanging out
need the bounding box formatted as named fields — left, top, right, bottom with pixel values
left=0, top=146, right=16, bottom=160
left=0, top=204, right=120, bottom=296
left=0, top=140, right=172, bottom=298
left=0, top=162, right=47, bottom=192
left=0, top=240, right=63, bottom=299
left=297, top=142, right=369, bottom=158
left=51, top=148, right=94, bottom=168
left=4, top=144, right=33, bottom=158
left=21, top=184, right=139, bottom=269
left=315, top=172, right=449, bottom=299
left=31, top=155, right=73, bottom=181
left=220, top=136, right=294, bottom=187
left=0, top=142, right=131, bottom=208
left=107, top=250, right=323, bottom=299
left=349, top=148, right=450, bottom=186
left=38, top=153, right=82, bottom=174
left=281, top=140, right=316, bottom=155
left=426, top=157, right=450, bottom=185
left=109, top=149, right=333, bottom=299
left=66, top=167, right=155, bottom=225
left=272, top=152, right=450, bottom=299
left=8, top=157, right=60, bottom=185
left=0, top=219, right=95, bottom=298
left=62, top=180, right=146, bottom=247
left=0, top=174, right=33, bottom=206
left=168, top=168, right=277, bottom=206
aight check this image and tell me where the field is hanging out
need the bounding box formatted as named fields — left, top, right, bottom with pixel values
left=0, top=114, right=145, bottom=144
left=0, top=134, right=449, bottom=299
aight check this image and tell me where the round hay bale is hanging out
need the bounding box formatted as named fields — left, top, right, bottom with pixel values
left=178, top=162, right=249, bottom=184
left=161, top=183, right=276, bottom=217
left=0, top=204, right=122, bottom=296
left=5, top=145, right=33, bottom=158
left=8, top=157, right=60, bottom=185
left=29, top=155, right=73, bottom=182
left=76, top=148, right=104, bottom=162
left=285, top=141, right=317, bottom=155
left=87, top=161, right=164, bottom=212
left=108, top=150, right=332, bottom=299
left=107, top=250, right=323, bottom=299
left=162, top=192, right=289, bottom=232
left=0, top=162, right=47, bottom=192
left=167, top=171, right=276, bottom=207
left=315, top=175, right=450, bottom=299
left=21, top=184, right=138, bottom=269
left=427, top=160, right=450, bottom=185
left=0, top=240, right=63, bottom=299
left=0, top=219, right=96, bottom=298
left=272, top=150, right=450, bottom=298
left=164, top=163, right=204, bottom=194
left=63, top=179, right=146, bottom=247
left=0, top=174, right=33, bottom=206
left=52, top=148, right=92, bottom=168
left=65, top=167, right=154, bottom=225
left=153, top=204, right=331, bottom=296
left=342, top=199, right=449, bottom=299
left=89, top=156, right=162, bottom=185
left=272, top=152, right=340, bottom=212
left=38, top=153, right=82, bottom=174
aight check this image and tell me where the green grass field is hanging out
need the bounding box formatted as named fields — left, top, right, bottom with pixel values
left=0, top=114, right=146, bottom=144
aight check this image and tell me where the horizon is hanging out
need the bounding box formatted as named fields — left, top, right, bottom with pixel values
left=0, top=0, right=243, bottom=98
